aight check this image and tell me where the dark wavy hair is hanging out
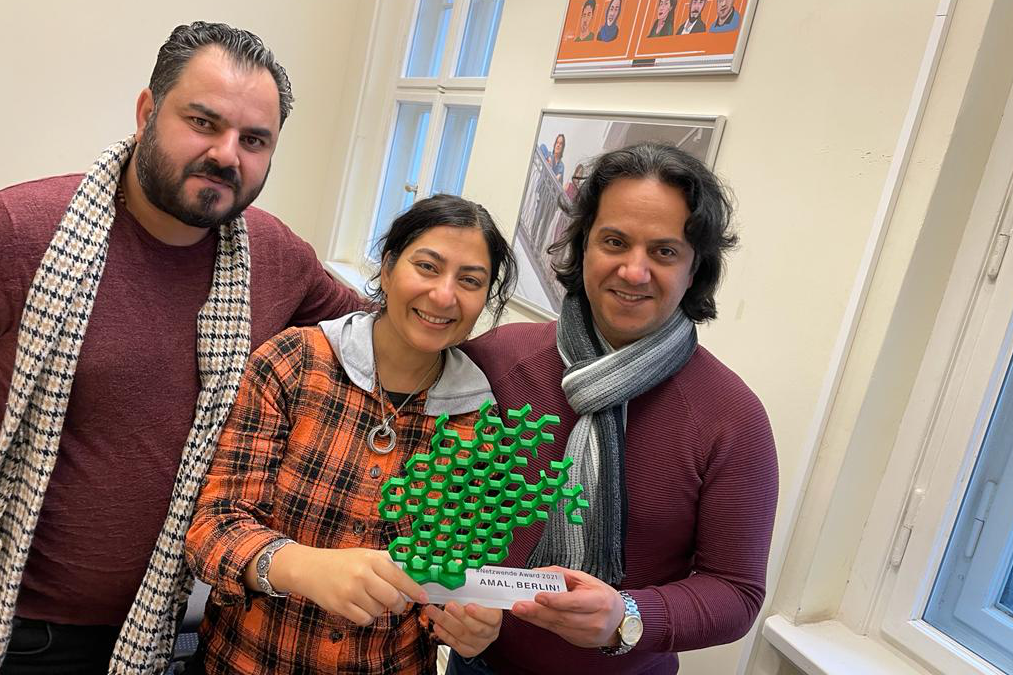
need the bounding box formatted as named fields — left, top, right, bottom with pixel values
left=368, top=194, right=517, bottom=325
left=552, top=134, right=566, bottom=161
left=149, top=21, right=294, bottom=127
left=548, top=141, right=736, bottom=323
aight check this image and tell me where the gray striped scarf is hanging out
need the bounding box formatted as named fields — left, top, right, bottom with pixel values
left=0, top=136, right=251, bottom=673
left=528, top=292, right=697, bottom=585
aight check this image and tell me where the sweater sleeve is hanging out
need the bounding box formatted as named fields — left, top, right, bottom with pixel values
left=631, top=394, right=778, bottom=653
left=281, top=227, right=369, bottom=326
left=184, top=329, right=306, bottom=604
left=0, top=195, right=17, bottom=338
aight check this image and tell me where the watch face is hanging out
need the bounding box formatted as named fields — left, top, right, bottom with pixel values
left=621, top=615, right=644, bottom=645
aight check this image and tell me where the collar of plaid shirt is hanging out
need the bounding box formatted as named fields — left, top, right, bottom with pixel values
left=319, top=312, right=494, bottom=415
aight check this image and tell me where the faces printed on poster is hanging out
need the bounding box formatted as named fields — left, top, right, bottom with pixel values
left=677, top=0, right=708, bottom=34
left=596, top=0, right=623, bottom=41
left=711, top=0, right=741, bottom=32
left=606, top=0, right=622, bottom=27
left=565, top=0, right=741, bottom=43
left=576, top=0, right=596, bottom=40
left=555, top=0, right=751, bottom=75
left=567, top=0, right=625, bottom=46
left=645, top=0, right=742, bottom=40
left=647, top=0, right=674, bottom=37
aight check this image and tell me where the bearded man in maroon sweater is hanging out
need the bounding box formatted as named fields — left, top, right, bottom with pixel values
left=0, top=22, right=358, bottom=673
left=447, top=142, right=779, bottom=674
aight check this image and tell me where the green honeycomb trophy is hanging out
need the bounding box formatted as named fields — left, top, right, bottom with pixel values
left=378, top=400, right=589, bottom=590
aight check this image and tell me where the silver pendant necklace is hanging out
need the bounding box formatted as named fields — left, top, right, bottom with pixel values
left=367, top=353, right=442, bottom=455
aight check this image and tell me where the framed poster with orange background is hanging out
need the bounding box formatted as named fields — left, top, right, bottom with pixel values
left=552, top=0, right=756, bottom=77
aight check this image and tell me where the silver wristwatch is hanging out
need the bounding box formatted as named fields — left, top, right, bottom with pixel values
left=254, top=538, right=294, bottom=597
left=600, top=591, right=644, bottom=656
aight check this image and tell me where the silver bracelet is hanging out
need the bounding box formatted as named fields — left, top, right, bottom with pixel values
left=254, top=537, right=295, bottom=597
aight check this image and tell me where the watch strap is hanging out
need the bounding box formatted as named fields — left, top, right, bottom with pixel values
left=600, top=591, right=642, bottom=656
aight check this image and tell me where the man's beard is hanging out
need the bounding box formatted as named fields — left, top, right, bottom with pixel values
left=134, top=117, right=267, bottom=229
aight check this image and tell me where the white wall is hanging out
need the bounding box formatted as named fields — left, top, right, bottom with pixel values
left=0, top=1, right=365, bottom=254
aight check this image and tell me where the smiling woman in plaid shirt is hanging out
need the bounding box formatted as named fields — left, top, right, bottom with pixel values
left=185, top=194, right=518, bottom=674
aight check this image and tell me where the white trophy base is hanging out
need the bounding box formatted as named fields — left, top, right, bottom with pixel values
left=419, top=566, right=566, bottom=610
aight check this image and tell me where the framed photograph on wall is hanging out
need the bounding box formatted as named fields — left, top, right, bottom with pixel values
left=511, top=110, right=725, bottom=317
left=552, top=0, right=757, bottom=78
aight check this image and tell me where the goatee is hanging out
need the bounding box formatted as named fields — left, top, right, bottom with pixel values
left=134, top=116, right=266, bottom=228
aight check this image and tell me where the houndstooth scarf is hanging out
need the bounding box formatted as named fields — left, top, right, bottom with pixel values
left=0, top=136, right=251, bottom=673
left=528, top=292, right=697, bottom=585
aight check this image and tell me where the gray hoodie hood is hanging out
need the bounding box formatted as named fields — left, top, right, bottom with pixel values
left=318, top=312, right=495, bottom=416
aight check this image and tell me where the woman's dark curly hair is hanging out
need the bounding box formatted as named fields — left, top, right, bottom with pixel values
left=548, top=141, right=737, bottom=322
left=368, top=194, right=517, bottom=325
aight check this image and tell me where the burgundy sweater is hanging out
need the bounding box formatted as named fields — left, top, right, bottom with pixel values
left=0, top=174, right=360, bottom=625
left=461, top=321, right=778, bottom=674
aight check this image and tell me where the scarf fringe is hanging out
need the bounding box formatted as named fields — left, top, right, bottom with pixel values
left=528, top=293, right=697, bottom=585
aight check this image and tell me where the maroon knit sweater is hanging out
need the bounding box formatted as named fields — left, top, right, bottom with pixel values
left=0, top=174, right=360, bottom=625
left=461, top=320, right=778, bottom=674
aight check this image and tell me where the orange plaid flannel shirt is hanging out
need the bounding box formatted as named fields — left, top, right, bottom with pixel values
left=185, top=325, right=484, bottom=674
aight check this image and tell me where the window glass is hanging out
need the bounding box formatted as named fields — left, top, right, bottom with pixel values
left=430, top=105, right=480, bottom=195
left=1000, top=569, right=1013, bottom=618
left=454, top=0, right=504, bottom=77
left=362, top=0, right=505, bottom=261
left=405, top=0, right=454, bottom=78
left=370, top=101, right=432, bottom=257
left=924, top=354, right=1013, bottom=673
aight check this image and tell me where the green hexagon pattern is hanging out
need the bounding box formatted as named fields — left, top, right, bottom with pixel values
left=378, top=400, right=589, bottom=589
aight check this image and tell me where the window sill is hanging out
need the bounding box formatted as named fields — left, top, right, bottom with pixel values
left=325, top=260, right=369, bottom=294
left=763, top=615, right=928, bottom=675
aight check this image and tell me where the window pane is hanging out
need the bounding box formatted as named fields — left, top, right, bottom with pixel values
left=1000, top=565, right=1013, bottom=618
left=455, top=0, right=504, bottom=77
left=430, top=105, right=479, bottom=196
left=405, top=0, right=454, bottom=78
left=370, top=101, right=432, bottom=257
left=924, top=354, right=1013, bottom=673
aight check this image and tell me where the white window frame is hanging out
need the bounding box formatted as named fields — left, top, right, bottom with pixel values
left=945, top=410, right=1013, bottom=659
left=366, top=91, right=483, bottom=253
left=325, top=0, right=499, bottom=285
left=363, top=0, right=495, bottom=261
left=854, top=80, right=1013, bottom=675
left=399, top=0, right=491, bottom=92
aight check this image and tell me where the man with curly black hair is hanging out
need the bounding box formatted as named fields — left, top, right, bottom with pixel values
left=449, top=142, right=779, bottom=674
